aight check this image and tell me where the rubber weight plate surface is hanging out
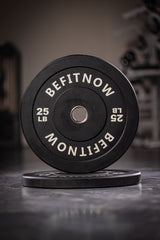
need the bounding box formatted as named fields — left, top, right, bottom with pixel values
left=21, top=55, right=139, bottom=173
left=22, top=169, right=141, bottom=189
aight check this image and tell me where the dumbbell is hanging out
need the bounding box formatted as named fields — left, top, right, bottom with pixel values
left=21, top=55, right=141, bottom=188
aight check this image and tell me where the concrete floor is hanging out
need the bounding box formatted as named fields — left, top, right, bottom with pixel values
left=0, top=147, right=160, bottom=240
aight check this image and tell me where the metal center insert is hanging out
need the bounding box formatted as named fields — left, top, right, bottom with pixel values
left=70, top=105, right=88, bottom=124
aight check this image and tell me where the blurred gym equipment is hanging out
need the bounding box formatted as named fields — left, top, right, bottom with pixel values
left=119, top=0, right=160, bottom=148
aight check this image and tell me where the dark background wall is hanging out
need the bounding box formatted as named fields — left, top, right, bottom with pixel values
left=0, top=0, right=141, bottom=92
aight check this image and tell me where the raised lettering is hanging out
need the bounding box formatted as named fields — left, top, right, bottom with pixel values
left=45, top=88, right=55, bottom=97
left=105, top=132, right=114, bottom=142
left=79, top=147, right=87, bottom=157
left=102, top=83, right=115, bottom=96
left=52, top=81, right=61, bottom=91
left=98, top=139, right=107, bottom=149
left=67, top=74, right=73, bottom=84
left=45, top=133, right=58, bottom=146
left=59, top=76, right=66, bottom=86
left=93, top=78, right=103, bottom=87
left=93, top=143, right=100, bottom=153
left=68, top=146, right=78, bottom=156
left=87, top=146, right=93, bottom=155
left=57, top=142, right=67, bottom=152
left=82, top=73, right=92, bottom=84
left=73, top=73, right=80, bottom=82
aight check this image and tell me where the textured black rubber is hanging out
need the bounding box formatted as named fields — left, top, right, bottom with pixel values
left=22, top=169, right=141, bottom=189
left=21, top=55, right=139, bottom=173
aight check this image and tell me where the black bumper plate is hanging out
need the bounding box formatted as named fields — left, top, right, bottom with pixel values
left=22, top=169, right=141, bottom=189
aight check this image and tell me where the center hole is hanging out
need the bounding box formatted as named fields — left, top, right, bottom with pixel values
left=70, top=105, right=88, bottom=124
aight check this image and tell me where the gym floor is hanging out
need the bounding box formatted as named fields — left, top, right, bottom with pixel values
left=0, top=147, right=160, bottom=240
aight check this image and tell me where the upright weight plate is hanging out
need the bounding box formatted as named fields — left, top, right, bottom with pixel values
left=21, top=55, right=139, bottom=173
